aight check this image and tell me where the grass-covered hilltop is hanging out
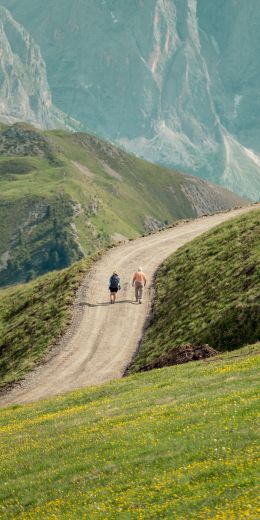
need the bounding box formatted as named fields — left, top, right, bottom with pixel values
left=130, top=209, right=260, bottom=372
left=0, top=123, right=246, bottom=287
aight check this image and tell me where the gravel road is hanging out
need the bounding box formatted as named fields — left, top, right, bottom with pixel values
left=0, top=205, right=256, bottom=407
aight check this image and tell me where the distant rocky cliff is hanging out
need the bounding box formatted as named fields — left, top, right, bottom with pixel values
left=0, top=1, right=259, bottom=200
left=0, top=6, right=79, bottom=130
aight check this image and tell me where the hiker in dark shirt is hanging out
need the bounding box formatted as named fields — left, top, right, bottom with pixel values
left=108, top=271, right=121, bottom=304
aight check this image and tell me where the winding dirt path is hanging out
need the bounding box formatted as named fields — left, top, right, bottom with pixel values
left=0, top=205, right=257, bottom=407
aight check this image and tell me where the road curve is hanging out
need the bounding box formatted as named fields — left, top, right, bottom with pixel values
left=0, top=205, right=257, bottom=407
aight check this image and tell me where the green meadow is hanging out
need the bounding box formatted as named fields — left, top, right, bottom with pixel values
left=0, top=343, right=259, bottom=519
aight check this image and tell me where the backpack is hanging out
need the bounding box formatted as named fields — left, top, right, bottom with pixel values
left=110, top=274, right=120, bottom=289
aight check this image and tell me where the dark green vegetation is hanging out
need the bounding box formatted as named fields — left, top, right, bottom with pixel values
left=0, top=255, right=97, bottom=390
left=130, top=210, right=260, bottom=372
left=0, top=193, right=80, bottom=286
left=0, top=343, right=259, bottom=519
left=0, top=123, right=245, bottom=287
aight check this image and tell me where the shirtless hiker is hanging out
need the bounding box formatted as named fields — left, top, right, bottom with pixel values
left=132, top=267, right=147, bottom=304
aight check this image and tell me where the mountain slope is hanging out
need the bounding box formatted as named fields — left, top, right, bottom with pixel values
left=0, top=123, right=246, bottom=287
left=1, top=0, right=260, bottom=199
left=130, top=209, right=260, bottom=372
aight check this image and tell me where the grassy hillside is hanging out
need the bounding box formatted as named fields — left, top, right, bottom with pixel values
left=0, top=254, right=99, bottom=390
left=0, top=123, right=246, bottom=287
left=1, top=209, right=258, bottom=393
left=0, top=343, right=259, bottom=519
left=130, top=210, right=260, bottom=372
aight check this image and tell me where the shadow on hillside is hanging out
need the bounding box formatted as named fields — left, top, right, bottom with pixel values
left=77, top=299, right=135, bottom=308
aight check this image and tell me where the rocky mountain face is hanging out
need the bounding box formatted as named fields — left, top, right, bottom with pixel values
left=0, top=6, right=79, bottom=130
left=0, top=1, right=259, bottom=200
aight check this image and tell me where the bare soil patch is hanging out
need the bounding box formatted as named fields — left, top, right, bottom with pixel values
left=139, top=344, right=219, bottom=371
